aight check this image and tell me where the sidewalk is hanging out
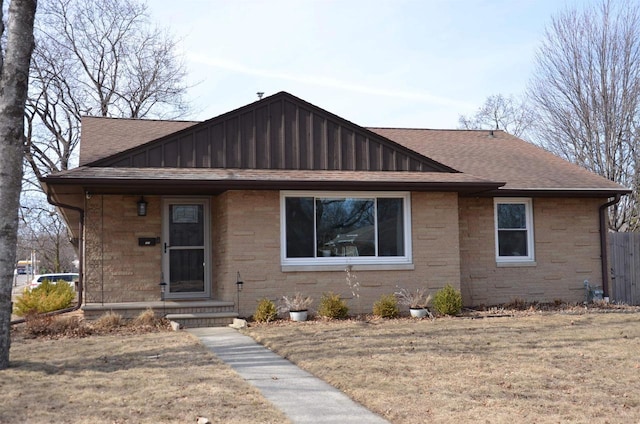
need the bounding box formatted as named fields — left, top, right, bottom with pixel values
left=188, top=327, right=389, bottom=424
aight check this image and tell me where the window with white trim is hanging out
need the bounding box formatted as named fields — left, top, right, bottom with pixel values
left=281, top=191, right=412, bottom=266
left=494, top=198, right=534, bottom=262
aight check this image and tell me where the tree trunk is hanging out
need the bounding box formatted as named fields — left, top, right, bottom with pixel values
left=0, top=0, right=37, bottom=370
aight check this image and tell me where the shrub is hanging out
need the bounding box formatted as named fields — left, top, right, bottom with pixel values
left=93, top=311, right=124, bottom=331
left=373, top=294, right=399, bottom=318
left=13, top=279, right=75, bottom=316
left=253, top=298, right=278, bottom=322
left=317, top=292, right=349, bottom=319
left=432, top=284, right=463, bottom=316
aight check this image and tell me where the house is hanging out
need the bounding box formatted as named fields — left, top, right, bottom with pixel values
left=42, top=92, right=630, bottom=326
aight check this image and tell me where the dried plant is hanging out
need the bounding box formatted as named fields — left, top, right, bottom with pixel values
left=133, top=308, right=166, bottom=328
left=279, top=293, right=313, bottom=312
left=395, top=287, right=432, bottom=309
left=345, top=266, right=361, bottom=300
left=93, top=311, right=124, bottom=331
left=344, top=265, right=363, bottom=316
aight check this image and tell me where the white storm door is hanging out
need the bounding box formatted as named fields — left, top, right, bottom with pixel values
left=162, top=198, right=210, bottom=299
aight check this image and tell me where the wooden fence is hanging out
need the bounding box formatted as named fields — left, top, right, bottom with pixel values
left=609, top=232, right=640, bottom=305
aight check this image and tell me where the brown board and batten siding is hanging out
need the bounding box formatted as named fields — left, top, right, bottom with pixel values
left=90, top=92, right=455, bottom=173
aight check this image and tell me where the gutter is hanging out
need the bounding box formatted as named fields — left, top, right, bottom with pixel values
left=599, top=194, right=622, bottom=299
left=11, top=190, right=85, bottom=325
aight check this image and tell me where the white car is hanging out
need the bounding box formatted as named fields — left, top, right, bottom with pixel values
left=30, top=273, right=79, bottom=291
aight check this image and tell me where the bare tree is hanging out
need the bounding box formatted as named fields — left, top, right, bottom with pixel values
left=0, top=0, right=38, bottom=370
left=25, top=0, right=189, bottom=182
left=18, top=0, right=190, bottom=316
left=458, top=94, right=535, bottom=139
left=17, top=201, right=77, bottom=273
left=528, top=0, right=640, bottom=231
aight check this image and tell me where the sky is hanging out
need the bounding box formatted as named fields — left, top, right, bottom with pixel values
left=147, top=0, right=591, bottom=129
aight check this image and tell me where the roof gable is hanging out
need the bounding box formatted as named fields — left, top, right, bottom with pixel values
left=88, top=92, right=455, bottom=173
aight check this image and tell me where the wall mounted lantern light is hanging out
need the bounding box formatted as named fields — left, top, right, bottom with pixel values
left=236, top=271, right=244, bottom=292
left=159, top=280, right=167, bottom=316
left=236, top=271, right=244, bottom=313
left=137, top=196, right=148, bottom=216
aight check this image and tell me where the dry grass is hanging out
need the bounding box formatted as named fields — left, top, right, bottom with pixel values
left=244, top=308, right=640, bottom=423
left=3, top=323, right=288, bottom=423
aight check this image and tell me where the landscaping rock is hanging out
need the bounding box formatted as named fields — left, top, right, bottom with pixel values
left=229, top=318, right=247, bottom=329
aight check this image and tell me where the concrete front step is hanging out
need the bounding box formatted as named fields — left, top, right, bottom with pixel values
left=166, top=312, right=238, bottom=329
left=83, top=300, right=237, bottom=327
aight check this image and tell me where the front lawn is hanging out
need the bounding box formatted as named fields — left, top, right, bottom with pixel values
left=244, top=309, right=640, bottom=423
left=3, top=327, right=288, bottom=424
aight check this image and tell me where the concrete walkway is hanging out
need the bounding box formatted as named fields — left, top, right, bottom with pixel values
left=188, top=327, right=389, bottom=424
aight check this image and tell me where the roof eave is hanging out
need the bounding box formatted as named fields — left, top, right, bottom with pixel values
left=42, top=176, right=505, bottom=195
left=470, top=187, right=632, bottom=198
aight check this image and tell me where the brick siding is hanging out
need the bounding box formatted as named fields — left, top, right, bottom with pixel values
left=459, top=197, right=603, bottom=306
left=211, top=191, right=460, bottom=316
left=83, top=191, right=461, bottom=316
left=82, top=192, right=606, bottom=316
left=84, top=194, right=163, bottom=303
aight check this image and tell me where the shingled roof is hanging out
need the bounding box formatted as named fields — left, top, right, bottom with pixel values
left=79, top=117, right=199, bottom=165
left=44, top=92, right=631, bottom=241
left=369, top=128, right=627, bottom=195
left=49, top=91, right=628, bottom=199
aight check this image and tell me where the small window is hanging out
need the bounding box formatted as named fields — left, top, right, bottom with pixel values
left=281, top=191, right=412, bottom=266
left=494, top=198, right=534, bottom=262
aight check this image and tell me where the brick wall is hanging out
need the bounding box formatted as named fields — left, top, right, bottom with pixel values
left=84, top=194, right=163, bottom=303
left=212, top=191, right=282, bottom=314
left=459, top=197, right=604, bottom=306
left=213, top=190, right=461, bottom=317
left=84, top=191, right=461, bottom=315
left=83, top=192, right=604, bottom=313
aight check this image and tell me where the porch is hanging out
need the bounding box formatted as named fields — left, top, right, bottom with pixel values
left=82, top=300, right=238, bottom=328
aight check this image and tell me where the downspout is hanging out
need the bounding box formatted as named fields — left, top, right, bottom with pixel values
left=599, top=194, right=622, bottom=299
left=11, top=190, right=85, bottom=325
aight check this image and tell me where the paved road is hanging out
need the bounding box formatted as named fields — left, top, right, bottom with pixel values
left=12, top=274, right=30, bottom=299
left=9, top=274, right=30, bottom=321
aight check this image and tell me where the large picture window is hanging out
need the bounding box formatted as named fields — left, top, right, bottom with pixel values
left=281, top=191, right=412, bottom=266
left=494, top=198, right=534, bottom=263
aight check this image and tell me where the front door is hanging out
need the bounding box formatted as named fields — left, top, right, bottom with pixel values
left=162, top=198, right=210, bottom=299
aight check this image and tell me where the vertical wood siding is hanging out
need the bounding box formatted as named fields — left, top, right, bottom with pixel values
left=96, top=93, right=450, bottom=172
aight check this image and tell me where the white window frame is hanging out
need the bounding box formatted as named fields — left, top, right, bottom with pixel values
left=280, top=191, right=412, bottom=267
left=494, top=198, right=535, bottom=263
